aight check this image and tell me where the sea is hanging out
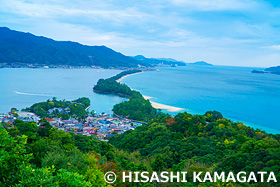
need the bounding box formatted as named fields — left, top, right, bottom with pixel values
left=0, top=65, right=279, bottom=134
left=0, top=68, right=126, bottom=114
left=121, top=65, right=280, bottom=134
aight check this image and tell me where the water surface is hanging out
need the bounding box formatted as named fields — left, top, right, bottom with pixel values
left=0, top=68, right=125, bottom=114
left=121, top=65, right=280, bottom=134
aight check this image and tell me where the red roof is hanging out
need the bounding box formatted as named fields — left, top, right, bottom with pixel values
left=45, top=118, right=56, bottom=122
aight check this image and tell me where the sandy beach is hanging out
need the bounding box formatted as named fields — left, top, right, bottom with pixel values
left=116, top=72, right=142, bottom=82
left=117, top=72, right=185, bottom=112
left=143, top=95, right=185, bottom=112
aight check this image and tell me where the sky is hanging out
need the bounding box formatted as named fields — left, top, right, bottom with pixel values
left=0, top=0, right=280, bottom=67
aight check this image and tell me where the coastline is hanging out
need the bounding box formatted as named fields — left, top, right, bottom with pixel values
left=117, top=72, right=186, bottom=112
left=116, top=69, right=280, bottom=134
left=116, top=72, right=143, bottom=82
left=143, top=95, right=186, bottom=112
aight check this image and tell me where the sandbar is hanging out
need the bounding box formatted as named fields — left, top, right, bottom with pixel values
left=117, top=72, right=185, bottom=112
left=143, top=95, right=185, bottom=112
left=116, top=72, right=142, bottom=82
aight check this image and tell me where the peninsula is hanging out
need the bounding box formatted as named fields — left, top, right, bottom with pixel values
left=93, top=70, right=185, bottom=121
left=252, top=65, right=280, bottom=75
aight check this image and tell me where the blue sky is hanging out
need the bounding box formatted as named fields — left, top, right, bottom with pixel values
left=0, top=0, right=280, bottom=67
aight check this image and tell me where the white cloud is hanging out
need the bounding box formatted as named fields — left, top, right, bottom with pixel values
left=168, top=0, right=255, bottom=11
left=1, top=0, right=150, bottom=23
left=1, top=0, right=280, bottom=67
left=264, top=45, right=280, bottom=50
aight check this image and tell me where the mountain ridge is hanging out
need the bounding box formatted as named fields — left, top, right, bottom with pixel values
left=132, top=55, right=186, bottom=66
left=252, top=65, right=280, bottom=75
left=0, top=27, right=145, bottom=68
left=188, top=61, right=213, bottom=66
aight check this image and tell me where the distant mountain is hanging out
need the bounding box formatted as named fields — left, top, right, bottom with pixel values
left=188, top=61, right=213, bottom=66
left=154, top=57, right=186, bottom=64
left=265, top=66, right=280, bottom=73
left=132, top=55, right=186, bottom=66
left=0, top=27, right=144, bottom=68
left=252, top=65, right=280, bottom=75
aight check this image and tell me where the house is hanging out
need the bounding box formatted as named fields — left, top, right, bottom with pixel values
left=45, top=118, right=56, bottom=125
left=16, top=112, right=40, bottom=122
left=69, top=118, right=78, bottom=124
left=0, top=113, right=10, bottom=118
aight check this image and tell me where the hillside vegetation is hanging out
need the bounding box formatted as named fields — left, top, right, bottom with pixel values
left=0, top=27, right=144, bottom=68
left=93, top=70, right=161, bottom=121
left=110, top=111, right=280, bottom=185
left=1, top=110, right=279, bottom=186
left=23, top=97, right=90, bottom=121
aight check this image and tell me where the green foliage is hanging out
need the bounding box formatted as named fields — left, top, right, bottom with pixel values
left=1, top=120, right=110, bottom=186
left=23, top=97, right=89, bottom=120
left=93, top=78, right=133, bottom=97
left=38, top=118, right=53, bottom=137
left=2, top=97, right=280, bottom=187
left=110, top=70, right=142, bottom=81
left=10, top=107, right=18, bottom=113
left=94, top=70, right=162, bottom=121
left=15, top=166, right=95, bottom=187
left=13, top=119, right=38, bottom=142
left=73, top=97, right=90, bottom=108
left=90, top=110, right=96, bottom=117
left=93, top=70, right=141, bottom=97
left=0, top=128, right=32, bottom=186
left=151, top=155, right=166, bottom=172
left=205, top=110, right=223, bottom=122
left=113, top=91, right=161, bottom=122
left=110, top=111, right=280, bottom=186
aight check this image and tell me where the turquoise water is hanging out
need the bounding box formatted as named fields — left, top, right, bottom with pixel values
left=121, top=65, right=280, bottom=134
left=1, top=66, right=280, bottom=134
left=0, top=68, right=126, bottom=114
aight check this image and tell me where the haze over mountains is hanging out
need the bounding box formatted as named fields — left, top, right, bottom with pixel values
left=0, top=27, right=145, bottom=68
left=252, top=65, right=280, bottom=75
left=0, top=27, right=219, bottom=69
left=265, top=66, right=280, bottom=73
left=132, top=55, right=213, bottom=67
left=132, top=55, right=187, bottom=67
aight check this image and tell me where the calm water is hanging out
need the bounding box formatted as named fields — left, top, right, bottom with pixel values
left=0, top=68, right=126, bottom=114
left=121, top=65, right=280, bottom=134
left=1, top=66, right=280, bottom=134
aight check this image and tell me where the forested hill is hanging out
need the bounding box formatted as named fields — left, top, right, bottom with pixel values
left=93, top=70, right=161, bottom=121
left=0, top=27, right=145, bottom=68
left=110, top=111, right=280, bottom=184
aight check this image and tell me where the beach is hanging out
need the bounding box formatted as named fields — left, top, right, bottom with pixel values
left=143, top=95, right=185, bottom=112
left=116, top=72, right=143, bottom=82
left=117, top=72, right=186, bottom=112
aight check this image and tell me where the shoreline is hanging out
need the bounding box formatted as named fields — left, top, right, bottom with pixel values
left=117, top=72, right=186, bottom=112
left=116, top=72, right=143, bottom=82
left=143, top=95, right=186, bottom=112
left=115, top=70, right=280, bottom=134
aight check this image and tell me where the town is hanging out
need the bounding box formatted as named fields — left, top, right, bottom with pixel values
left=0, top=109, right=144, bottom=141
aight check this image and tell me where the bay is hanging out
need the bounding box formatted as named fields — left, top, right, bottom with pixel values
left=121, top=65, right=280, bottom=134
left=1, top=66, right=280, bottom=134
left=0, top=68, right=126, bottom=114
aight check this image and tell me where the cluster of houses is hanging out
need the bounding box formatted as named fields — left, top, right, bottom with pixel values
left=0, top=112, right=40, bottom=125
left=1, top=110, right=143, bottom=141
